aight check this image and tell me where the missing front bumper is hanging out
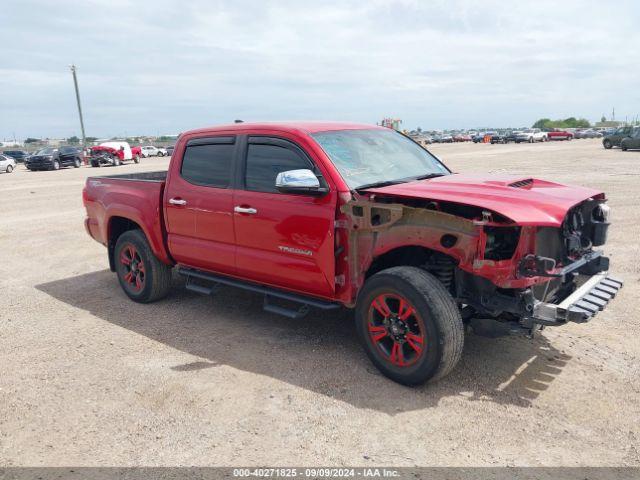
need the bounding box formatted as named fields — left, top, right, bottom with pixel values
left=532, top=274, right=623, bottom=324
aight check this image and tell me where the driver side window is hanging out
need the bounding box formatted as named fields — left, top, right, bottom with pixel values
left=245, top=143, right=313, bottom=193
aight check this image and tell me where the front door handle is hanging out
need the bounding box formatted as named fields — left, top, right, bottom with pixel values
left=169, top=198, right=187, bottom=206
left=234, top=206, right=257, bottom=214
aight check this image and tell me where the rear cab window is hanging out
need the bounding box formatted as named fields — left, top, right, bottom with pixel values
left=181, top=136, right=235, bottom=188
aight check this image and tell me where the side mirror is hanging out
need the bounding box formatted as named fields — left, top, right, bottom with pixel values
left=275, top=169, right=327, bottom=196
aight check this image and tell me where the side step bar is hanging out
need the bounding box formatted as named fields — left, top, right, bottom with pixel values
left=178, top=267, right=341, bottom=319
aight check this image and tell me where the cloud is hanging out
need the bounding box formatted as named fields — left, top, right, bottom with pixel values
left=1, top=0, right=638, bottom=138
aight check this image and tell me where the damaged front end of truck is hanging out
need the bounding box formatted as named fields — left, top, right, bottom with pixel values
left=335, top=176, right=622, bottom=338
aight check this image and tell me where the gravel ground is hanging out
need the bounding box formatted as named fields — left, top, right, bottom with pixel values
left=0, top=139, right=638, bottom=467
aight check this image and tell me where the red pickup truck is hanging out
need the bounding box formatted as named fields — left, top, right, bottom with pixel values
left=547, top=129, right=574, bottom=141
left=83, top=122, right=622, bottom=385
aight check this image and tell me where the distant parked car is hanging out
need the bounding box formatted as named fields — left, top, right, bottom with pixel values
left=472, top=132, right=485, bottom=143
left=2, top=150, right=29, bottom=163
left=603, top=126, right=637, bottom=149
left=90, top=142, right=140, bottom=167
left=490, top=131, right=517, bottom=144
left=590, top=130, right=604, bottom=138
left=0, top=154, right=16, bottom=173
left=27, top=146, right=82, bottom=171
left=514, top=129, right=547, bottom=143
left=140, top=146, right=166, bottom=157
left=440, top=134, right=453, bottom=143
left=547, top=129, right=573, bottom=141
left=166, top=145, right=175, bottom=156
left=620, top=129, right=640, bottom=151
left=453, top=134, right=472, bottom=142
left=575, top=129, right=603, bottom=139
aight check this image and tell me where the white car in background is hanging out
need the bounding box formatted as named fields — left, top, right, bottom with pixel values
left=0, top=154, right=16, bottom=173
left=514, top=128, right=548, bottom=143
left=140, top=146, right=166, bottom=157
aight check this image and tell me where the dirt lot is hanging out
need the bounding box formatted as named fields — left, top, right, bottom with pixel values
left=0, top=139, right=638, bottom=467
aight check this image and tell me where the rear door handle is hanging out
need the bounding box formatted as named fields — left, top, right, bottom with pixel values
left=234, top=206, right=257, bottom=214
left=169, top=198, right=187, bottom=206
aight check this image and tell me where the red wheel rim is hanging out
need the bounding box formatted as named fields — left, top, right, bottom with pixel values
left=119, top=243, right=145, bottom=291
left=368, top=293, right=425, bottom=367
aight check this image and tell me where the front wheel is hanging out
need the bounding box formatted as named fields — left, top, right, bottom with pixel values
left=52, top=160, right=60, bottom=170
left=133, top=154, right=140, bottom=164
left=113, top=156, right=120, bottom=166
left=74, top=158, right=81, bottom=168
left=622, top=145, right=628, bottom=151
left=6, top=165, right=14, bottom=173
left=355, top=266, right=464, bottom=386
left=528, top=137, right=534, bottom=143
left=114, top=230, right=172, bottom=303
left=603, top=139, right=612, bottom=149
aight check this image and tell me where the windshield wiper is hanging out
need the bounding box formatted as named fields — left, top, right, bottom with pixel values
left=355, top=179, right=408, bottom=191
left=412, top=173, right=447, bottom=180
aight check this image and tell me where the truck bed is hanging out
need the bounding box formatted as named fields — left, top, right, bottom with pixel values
left=84, top=170, right=171, bottom=265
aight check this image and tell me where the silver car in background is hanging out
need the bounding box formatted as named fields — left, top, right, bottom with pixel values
left=0, top=154, right=16, bottom=173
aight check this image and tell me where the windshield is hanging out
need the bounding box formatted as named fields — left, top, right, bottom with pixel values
left=311, top=129, right=449, bottom=189
left=35, top=148, right=56, bottom=155
left=59, top=146, right=77, bottom=153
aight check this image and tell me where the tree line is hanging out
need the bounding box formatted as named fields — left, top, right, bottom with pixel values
left=532, top=117, right=591, bottom=129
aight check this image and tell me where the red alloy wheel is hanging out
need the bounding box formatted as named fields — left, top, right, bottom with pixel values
left=367, top=293, right=425, bottom=367
left=119, top=243, right=145, bottom=291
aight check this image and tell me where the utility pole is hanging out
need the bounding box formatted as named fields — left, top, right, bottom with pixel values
left=69, top=65, right=86, bottom=146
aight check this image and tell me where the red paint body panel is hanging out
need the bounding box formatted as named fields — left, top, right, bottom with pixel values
left=365, top=174, right=602, bottom=227
left=82, top=177, right=172, bottom=265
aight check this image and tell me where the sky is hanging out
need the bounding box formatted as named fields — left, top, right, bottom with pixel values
left=1, top=0, right=639, bottom=140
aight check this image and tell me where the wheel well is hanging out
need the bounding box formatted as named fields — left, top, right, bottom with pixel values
left=108, top=216, right=142, bottom=271
left=366, top=246, right=458, bottom=294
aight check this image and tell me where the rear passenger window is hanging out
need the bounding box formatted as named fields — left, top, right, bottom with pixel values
left=245, top=144, right=312, bottom=193
left=181, top=143, right=234, bottom=188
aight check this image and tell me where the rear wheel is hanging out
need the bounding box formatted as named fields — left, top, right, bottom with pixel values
left=133, top=154, right=140, bottom=164
left=6, top=165, right=13, bottom=173
left=114, top=230, right=172, bottom=303
left=603, top=139, right=612, bottom=149
left=622, top=144, right=628, bottom=151
left=74, top=158, right=81, bottom=168
left=528, top=137, right=534, bottom=143
left=52, top=160, right=60, bottom=170
left=113, top=156, right=120, bottom=166
left=355, top=266, right=464, bottom=386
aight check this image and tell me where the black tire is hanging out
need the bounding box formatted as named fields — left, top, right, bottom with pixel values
left=355, top=266, right=464, bottom=386
left=113, top=156, right=120, bottom=166
left=6, top=165, right=13, bottom=173
left=528, top=137, right=534, bottom=143
left=114, top=229, right=172, bottom=303
left=52, top=160, right=60, bottom=170
left=622, top=144, right=627, bottom=151
left=603, top=139, right=612, bottom=149
left=133, top=154, right=140, bottom=164
left=74, top=158, right=81, bottom=168
left=158, top=152, right=164, bottom=157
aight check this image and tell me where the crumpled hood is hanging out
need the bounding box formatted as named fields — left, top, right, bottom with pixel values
left=364, top=174, right=603, bottom=227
